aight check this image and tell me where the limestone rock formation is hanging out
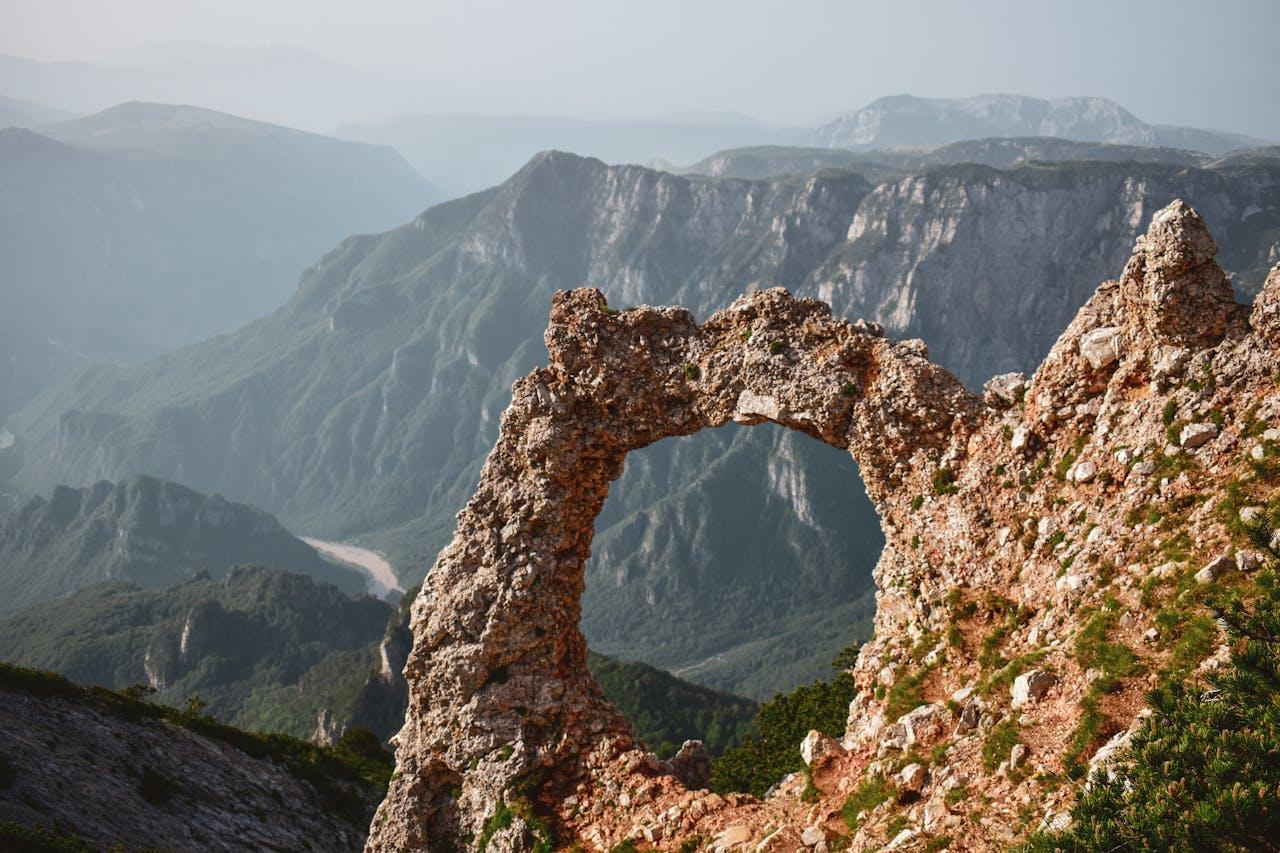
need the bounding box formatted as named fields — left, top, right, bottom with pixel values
left=370, top=199, right=1280, bottom=850
left=370, top=287, right=977, bottom=849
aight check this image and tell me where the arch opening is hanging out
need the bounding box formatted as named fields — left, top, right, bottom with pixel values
left=584, top=420, right=882, bottom=704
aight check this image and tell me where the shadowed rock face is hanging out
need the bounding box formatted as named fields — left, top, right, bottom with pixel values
left=368, top=288, right=981, bottom=848
left=370, top=199, right=1280, bottom=851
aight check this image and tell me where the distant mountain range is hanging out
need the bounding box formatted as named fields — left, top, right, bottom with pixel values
left=9, top=148, right=1278, bottom=697
left=0, top=92, right=75, bottom=127
left=0, top=101, right=436, bottom=421
left=0, top=475, right=365, bottom=618
left=809, top=94, right=1270, bottom=154
left=343, top=94, right=1272, bottom=197
left=336, top=113, right=797, bottom=197
left=4, top=49, right=1271, bottom=195
left=674, top=137, right=1216, bottom=181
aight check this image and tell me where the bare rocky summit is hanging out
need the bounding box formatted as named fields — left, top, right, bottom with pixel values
left=368, top=200, right=1280, bottom=850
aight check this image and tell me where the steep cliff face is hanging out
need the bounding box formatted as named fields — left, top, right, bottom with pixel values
left=368, top=202, right=1280, bottom=850
left=0, top=475, right=364, bottom=617
left=9, top=152, right=1280, bottom=695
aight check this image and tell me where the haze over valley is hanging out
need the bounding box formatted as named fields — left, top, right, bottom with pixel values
left=1, top=2, right=1278, bottom=850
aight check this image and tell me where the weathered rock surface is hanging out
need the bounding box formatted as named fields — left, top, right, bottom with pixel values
left=369, top=285, right=979, bottom=849
left=0, top=686, right=378, bottom=851
left=370, top=200, right=1280, bottom=850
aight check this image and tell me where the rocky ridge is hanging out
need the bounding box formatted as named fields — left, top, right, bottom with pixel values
left=10, top=151, right=1280, bottom=697
left=368, top=201, right=1280, bottom=850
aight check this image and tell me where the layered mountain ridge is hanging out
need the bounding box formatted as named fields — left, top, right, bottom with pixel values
left=8, top=149, right=1280, bottom=695
left=0, top=100, right=436, bottom=420
left=809, top=94, right=1271, bottom=154
left=674, top=137, right=1222, bottom=183
left=0, top=565, right=393, bottom=738
left=0, top=475, right=365, bottom=618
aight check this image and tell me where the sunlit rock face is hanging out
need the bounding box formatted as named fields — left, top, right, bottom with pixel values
left=368, top=286, right=977, bottom=849
left=370, top=200, right=1280, bottom=850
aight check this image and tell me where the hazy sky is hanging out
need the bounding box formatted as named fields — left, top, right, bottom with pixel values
left=2, top=0, right=1277, bottom=136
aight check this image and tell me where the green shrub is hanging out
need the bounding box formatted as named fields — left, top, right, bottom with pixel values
left=981, top=719, right=1020, bottom=772
left=885, top=667, right=930, bottom=721
left=841, top=776, right=893, bottom=828
left=477, top=800, right=515, bottom=852
left=1022, top=572, right=1280, bottom=851
left=933, top=468, right=958, bottom=495
left=1055, top=435, right=1087, bottom=481
left=711, top=648, right=858, bottom=797
left=0, top=822, right=93, bottom=852
left=769, top=340, right=785, bottom=355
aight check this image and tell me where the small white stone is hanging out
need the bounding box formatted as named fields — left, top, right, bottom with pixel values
left=1195, top=554, right=1234, bottom=584
left=800, top=730, right=839, bottom=767
left=898, top=762, right=927, bottom=794
left=1179, top=422, right=1219, bottom=449
left=1237, top=550, right=1266, bottom=573
left=1080, top=327, right=1123, bottom=369
left=800, top=826, right=825, bottom=846
left=1071, top=460, right=1097, bottom=483
left=1011, top=670, right=1058, bottom=708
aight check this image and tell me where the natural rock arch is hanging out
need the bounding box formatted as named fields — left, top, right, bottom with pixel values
left=366, top=287, right=982, bottom=850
